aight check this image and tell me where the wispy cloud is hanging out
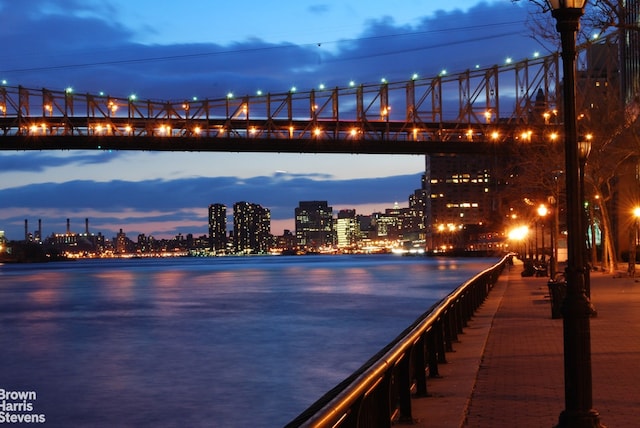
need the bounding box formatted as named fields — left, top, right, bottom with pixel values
left=0, top=172, right=421, bottom=239
left=308, top=4, right=330, bottom=14
left=0, top=1, right=540, bottom=98
left=0, top=152, right=128, bottom=173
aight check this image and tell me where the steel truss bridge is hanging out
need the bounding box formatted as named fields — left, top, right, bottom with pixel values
left=0, top=36, right=614, bottom=155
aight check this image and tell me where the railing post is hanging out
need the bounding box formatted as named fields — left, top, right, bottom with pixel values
left=414, top=335, right=428, bottom=396
left=435, top=320, right=447, bottom=362
left=444, top=310, right=455, bottom=352
left=396, top=355, right=413, bottom=423
left=452, top=303, right=462, bottom=338
left=427, top=325, right=442, bottom=377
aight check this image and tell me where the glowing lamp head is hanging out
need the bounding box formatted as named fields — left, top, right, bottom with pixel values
left=538, top=204, right=549, bottom=217
left=547, top=0, right=587, bottom=9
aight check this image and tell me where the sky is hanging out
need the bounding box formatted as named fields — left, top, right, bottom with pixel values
left=0, top=0, right=549, bottom=240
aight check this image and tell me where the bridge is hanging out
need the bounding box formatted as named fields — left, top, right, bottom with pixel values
left=1, top=36, right=611, bottom=155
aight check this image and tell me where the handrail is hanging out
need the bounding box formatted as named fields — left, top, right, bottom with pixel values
left=286, top=254, right=511, bottom=427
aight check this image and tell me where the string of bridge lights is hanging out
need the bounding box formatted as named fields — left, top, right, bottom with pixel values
left=0, top=43, right=545, bottom=106
left=0, top=26, right=607, bottom=111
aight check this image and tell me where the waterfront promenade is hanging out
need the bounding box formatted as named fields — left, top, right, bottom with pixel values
left=410, top=260, right=640, bottom=427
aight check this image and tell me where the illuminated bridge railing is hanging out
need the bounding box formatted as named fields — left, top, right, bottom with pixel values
left=285, top=255, right=510, bottom=428
left=0, top=51, right=562, bottom=153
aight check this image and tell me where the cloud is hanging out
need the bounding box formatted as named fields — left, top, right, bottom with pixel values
left=308, top=4, right=330, bottom=15
left=0, top=172, right=422, bottom=239
left=0, top=0, right=542, bottom=99
left=0, top=152, right=128, bottom=173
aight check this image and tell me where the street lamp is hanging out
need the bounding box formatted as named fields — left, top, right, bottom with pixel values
left=508, top=225, right=529, bottom=258
left=547, top=1, right=604, bottom=427
left=538, top=204, right=549, bottom=263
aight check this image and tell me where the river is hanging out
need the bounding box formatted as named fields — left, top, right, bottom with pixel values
left=0, top=254, right=499, bottom=427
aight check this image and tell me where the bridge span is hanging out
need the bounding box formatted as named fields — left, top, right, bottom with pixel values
left=0, top=47, right=567, bottom=154
left=0, top=34, right=614, bottom=155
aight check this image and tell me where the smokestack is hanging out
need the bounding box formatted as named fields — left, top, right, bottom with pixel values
left=38, top=219, right=42, bottom=241
left=24, top=219, right=28, bottom=241
left=66, top=218, right=70, bottom=235
left=85, top=218, right=89, bottom=235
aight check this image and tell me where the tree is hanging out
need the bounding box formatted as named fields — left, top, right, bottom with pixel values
left=512, top=0, right=640, bottom=272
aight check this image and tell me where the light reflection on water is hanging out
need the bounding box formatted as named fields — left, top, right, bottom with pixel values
left=0, top=255, right=497, bottom=427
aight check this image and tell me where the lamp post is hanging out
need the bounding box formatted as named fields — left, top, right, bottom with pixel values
left=549, top=170, right=563, bottom=278
left=631, top=207, right=640, bottom=277
left=578, top=135, right=592, bottom=297
left=548, top=196, right=557, bottom=278
left=547, top=1, right=604, bottom=427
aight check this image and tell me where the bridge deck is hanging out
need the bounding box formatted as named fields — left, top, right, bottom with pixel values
left=0, top=135, right=499, bottom=154
left=410, top=260, right=640, bottom=427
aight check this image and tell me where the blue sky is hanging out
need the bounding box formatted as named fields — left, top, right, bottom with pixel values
left=0, top=0, right=547, bottom=240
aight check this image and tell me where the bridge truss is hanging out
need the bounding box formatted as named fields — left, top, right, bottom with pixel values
left=0, top=35, right=615, bottom=154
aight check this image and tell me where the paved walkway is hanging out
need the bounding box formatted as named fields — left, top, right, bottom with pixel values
left=410, top=261, right=640, bottom=427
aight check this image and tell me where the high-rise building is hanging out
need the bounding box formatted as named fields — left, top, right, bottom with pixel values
left=373, top=203, right=406, bottom=240
left=116, top=228, right=129, bottom=253
left=208, top=203, right=227, bottom=253
left=295, top=201, right=335, bottom=250
left=407, top=186, right=429, bottom=242
left=424, top=154, right=495, bottom=249
left=336, top=209, right=360, bottom=249
left=233, top=201, right=270, bottom=254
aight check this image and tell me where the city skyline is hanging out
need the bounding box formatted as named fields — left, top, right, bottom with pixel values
left=0, top=0, right=547, bottom=240
left=16, top=185, right=418, bottom=243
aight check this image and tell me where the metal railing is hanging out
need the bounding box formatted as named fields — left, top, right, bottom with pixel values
left=285, top=254, right=511, bottom=427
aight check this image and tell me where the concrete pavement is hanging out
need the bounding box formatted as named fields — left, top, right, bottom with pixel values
left=410, top=260, right=640, bottom=427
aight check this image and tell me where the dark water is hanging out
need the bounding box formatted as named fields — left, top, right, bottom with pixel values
left=0, top=255, right=498, bottom=427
